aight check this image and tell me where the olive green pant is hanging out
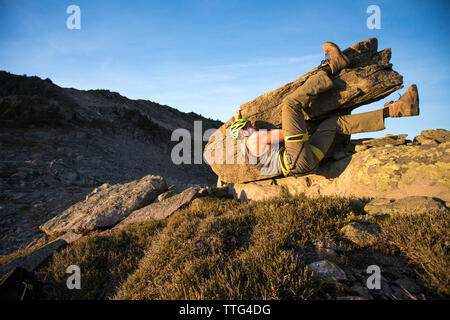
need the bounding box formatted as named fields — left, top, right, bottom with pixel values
left=281, top=70, right=386, bottom=174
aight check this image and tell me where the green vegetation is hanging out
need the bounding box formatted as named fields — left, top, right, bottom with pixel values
left=0, top=98, right=63, bottom=128
left=0, top=71, right=77, bottom=128
left=113, top=195, right=351, bottom=300
left=35, top=220, right=165, bottom=300
left=0, top=71, right=56, bottom=97
left=6, top=193, right=449, bottom=300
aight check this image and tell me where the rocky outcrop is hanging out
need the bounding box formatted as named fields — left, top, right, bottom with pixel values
left=115, top=187, right=199, bottom=228
left=205, top=37, right=404, bottom=184
left=39, top=175, right=168, bottom=235
left=414, top=129, right=450, bottom=145
left=3, top=181, right=207, bottom=277
left=228, top=130, right=450, bottom=204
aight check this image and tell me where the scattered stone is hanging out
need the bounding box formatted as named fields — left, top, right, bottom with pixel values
left=228, top=182, right=284, bottom=202
left=340, top=222, right=381, bottom=247
left=315, top=246, right=338, bottom=260
left=307, top=260, right=347, bottom=282
left=414, top=136, right=438, bottom=146
left=40, top=175, right=168, bottom=235
left=365, top=196, right=447, bottom=217
left=361, top=134, right=408, bottom=147
left=116, top=186, right=199, bottom=227
left=197, top=186, right=212, bottom=197
left=349, top=199, right=366, bottom=211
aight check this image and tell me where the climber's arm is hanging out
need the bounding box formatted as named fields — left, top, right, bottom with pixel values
left=266, top=129, right=285, bottom=144
left=245, top=129, right=285, bottom=157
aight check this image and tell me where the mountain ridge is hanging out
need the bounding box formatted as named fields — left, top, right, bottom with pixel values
left=0, top=70, right=221, bottom=255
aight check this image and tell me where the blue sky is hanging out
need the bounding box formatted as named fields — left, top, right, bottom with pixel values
left=1, top=0, right=449, bottom=139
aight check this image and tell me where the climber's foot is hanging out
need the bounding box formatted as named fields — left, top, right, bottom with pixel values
left=322, top=42, right=350, bottom=74
left=385, top=84, right=419, bottom=117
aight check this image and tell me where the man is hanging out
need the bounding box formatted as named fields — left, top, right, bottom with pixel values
left=229, top=41, right=419, bottom=177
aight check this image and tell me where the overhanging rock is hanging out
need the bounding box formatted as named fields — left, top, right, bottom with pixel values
left=204, top=38, right=404, bottom=184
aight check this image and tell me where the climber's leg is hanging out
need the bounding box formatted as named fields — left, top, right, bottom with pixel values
left=335, top=109, right=386, bottom=135
left=283, top=70, right=334, bottom=109
left=280, top=70, right=386, bottom=175
left=308, top=109, right=386, bottom=160
left=280, top=97, right=320, bottom=175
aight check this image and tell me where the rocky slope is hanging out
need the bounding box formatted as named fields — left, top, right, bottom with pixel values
left=0, top=71, right=222, bottom=255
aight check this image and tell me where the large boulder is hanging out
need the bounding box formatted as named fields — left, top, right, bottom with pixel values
left=204, top=38, right=404, bottom=184
left=40, top=175, right=167, bottom=235
left=228, top=136, right=450, bottom=204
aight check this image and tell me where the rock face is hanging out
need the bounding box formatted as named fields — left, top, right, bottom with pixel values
left=229, top=132, right=450, bottom=204
left=40, top=175, right=168, bottom=235
left=205, top=38, right=404, bottom=184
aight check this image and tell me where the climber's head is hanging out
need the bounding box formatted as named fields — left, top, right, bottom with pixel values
left=230, top=118, right=255, bottom=140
